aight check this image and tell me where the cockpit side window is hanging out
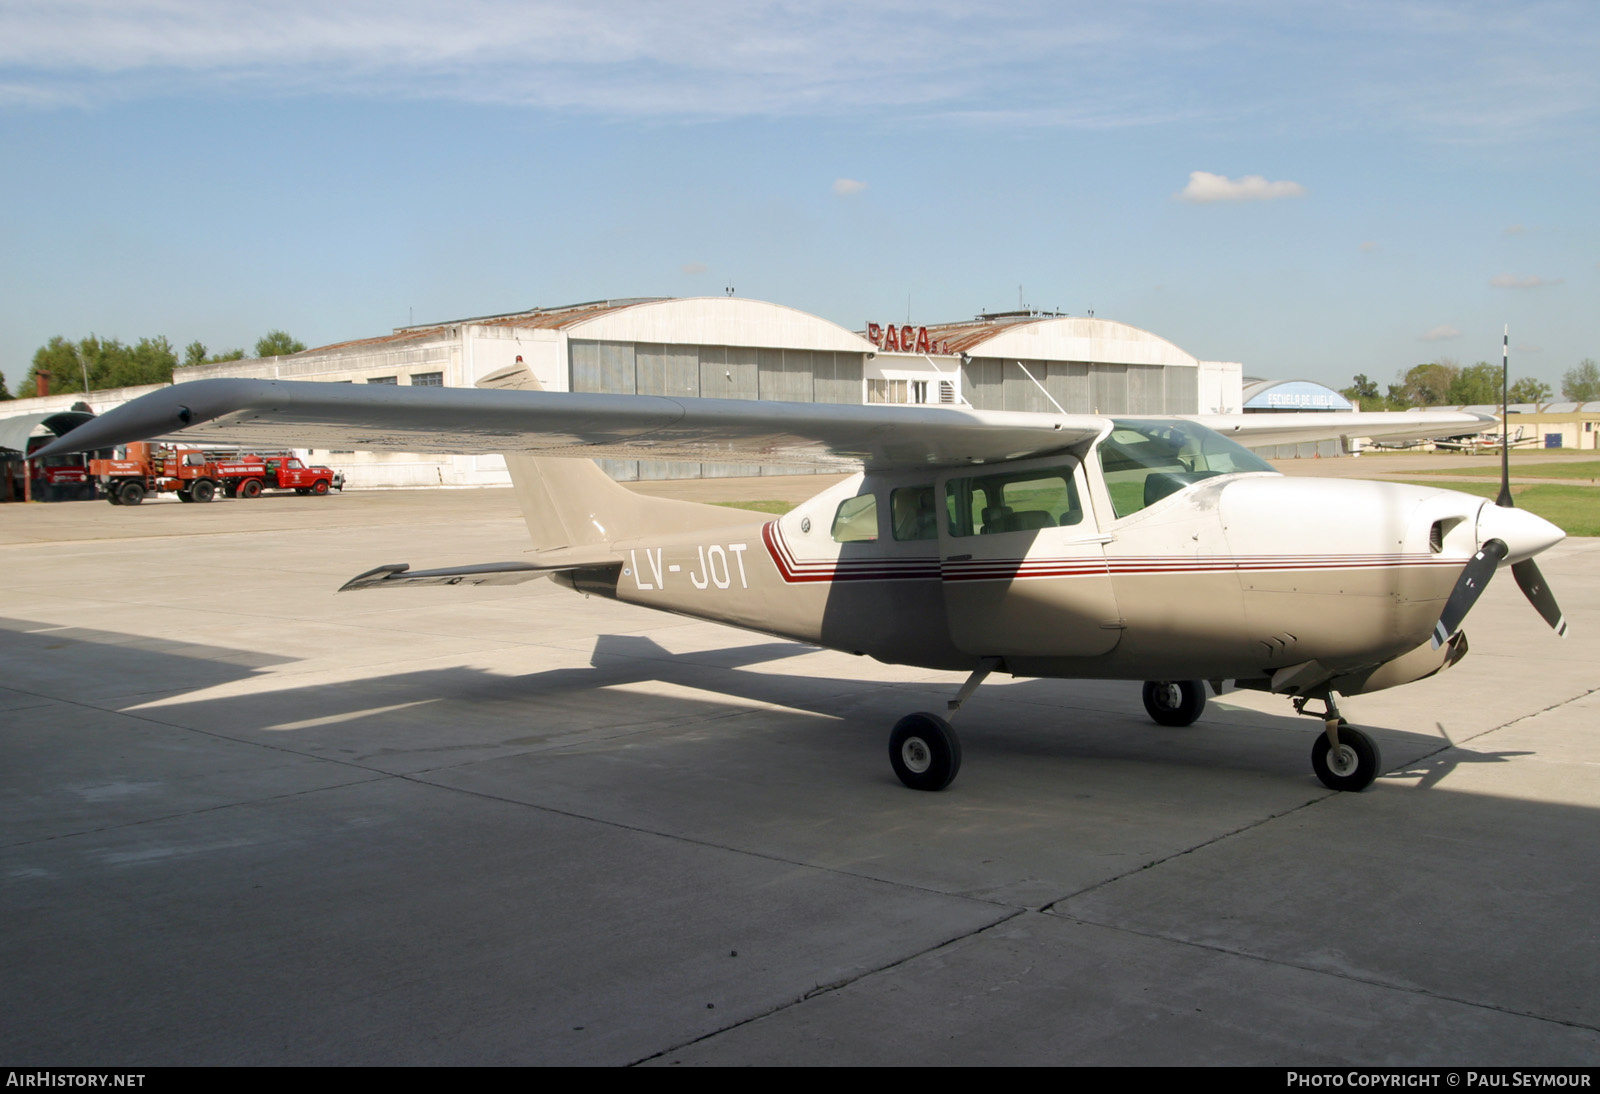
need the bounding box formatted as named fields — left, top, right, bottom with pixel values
left=831, top=493, right=879, bottom=543
left=944, top=464, right=1083, bottom=537
left=1098, top=419, right=1276, bottom=519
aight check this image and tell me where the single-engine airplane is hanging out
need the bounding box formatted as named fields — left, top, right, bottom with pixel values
left=39, top=364, right=1568, bottom=793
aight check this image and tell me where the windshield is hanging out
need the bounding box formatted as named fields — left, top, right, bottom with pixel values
left=1098, top=419, right=1276, bottom=519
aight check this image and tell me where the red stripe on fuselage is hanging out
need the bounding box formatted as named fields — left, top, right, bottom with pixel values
left=763, top=521, right=1463, bottom=586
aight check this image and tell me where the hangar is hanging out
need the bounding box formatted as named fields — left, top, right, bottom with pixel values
left=176, top=297, right=877, bottom=486
left=13, top=299, right=1252, bottom=489
left=859, top=311, right=1241, bottom=418
left=1447, top=402, right=1600, bottom=451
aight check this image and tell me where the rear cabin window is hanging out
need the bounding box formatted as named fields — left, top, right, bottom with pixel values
left=944, top=465, right=1084, bottom=538
left=1098, top=419, right=1276, bottom=519
left=831, top=494, right=878, bottom=543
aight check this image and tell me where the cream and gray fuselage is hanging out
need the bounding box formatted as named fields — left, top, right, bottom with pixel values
left=540, top=448, right=1477, bottom=697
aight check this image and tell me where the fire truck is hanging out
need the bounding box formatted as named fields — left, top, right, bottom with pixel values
left=5, top=441, right=95, bottom=501
left=91, top=443, right=344, bottom=505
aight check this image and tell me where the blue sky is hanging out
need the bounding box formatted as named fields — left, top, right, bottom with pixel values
left=2, top=1, right=1595, bottom=396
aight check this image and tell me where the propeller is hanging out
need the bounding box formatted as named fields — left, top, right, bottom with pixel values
left=1431, top=327, right=1567, bottom=648
left=1433, top=539, right=1507, bottom=648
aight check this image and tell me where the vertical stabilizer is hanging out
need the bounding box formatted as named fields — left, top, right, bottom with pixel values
left=476, top=362, right=752, bottom=558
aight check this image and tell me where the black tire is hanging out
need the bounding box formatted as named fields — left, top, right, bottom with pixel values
left=1142, top=680, right=1206, bottom=726
left=190, top=479, right=216, bottom=503
left=107, top=489, right=123, bottom=505
left=238, top=479, right=263, bottom=499
left=888, top=713, right=962, bottom=791
left=1311, top=725, right=1382, bottom=792
left=120, top=481, right=145, bottom=506
left=223, top=483, right=238, bottom=498
left=177, top=490, right=194, bottom=503
left=312, top=479, right=330, bottom=496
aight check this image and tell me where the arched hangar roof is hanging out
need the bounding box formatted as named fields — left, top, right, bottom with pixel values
left=310, top=298, right=875, bottom=356
left=922, top=315, right=1200, bottom=367
left=0, top=411, right=97, bottom=457
left=1241, top=379, right=1353, bottom=412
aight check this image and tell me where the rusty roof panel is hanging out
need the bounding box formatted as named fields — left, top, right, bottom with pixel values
left=857, top=315, right=1053, bottom=355
left=305, top=299, right=671, bottom=355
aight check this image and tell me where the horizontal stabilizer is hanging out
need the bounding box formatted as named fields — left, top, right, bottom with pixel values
left=339, top=560, right=615, bottom=591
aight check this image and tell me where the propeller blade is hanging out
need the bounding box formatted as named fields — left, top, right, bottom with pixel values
left=1512, top=558, right=1569, bottom=637
left=1432, top=538, right=1508, bottom=649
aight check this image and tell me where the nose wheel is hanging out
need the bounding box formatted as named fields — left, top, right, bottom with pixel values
left=1310, top=723, right=1380, bottom=792
left=1295, top=694, right=1382, bottom=791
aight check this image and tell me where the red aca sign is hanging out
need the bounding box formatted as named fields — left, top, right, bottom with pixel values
left=866, top=324, right=954, bottom=355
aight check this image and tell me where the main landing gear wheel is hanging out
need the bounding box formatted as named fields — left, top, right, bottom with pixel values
left=889, top=713, right=961, bottom=792
left=1142, top=680, right=1206, bottom=726
left=1311, top=724, right=1381, bottom=792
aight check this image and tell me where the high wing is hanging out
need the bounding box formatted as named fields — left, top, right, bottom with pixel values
left=1177, top=410, right=1494, bottom=449
left=37, top=376, right=1491, bottom=469
left=39, top=377, right=1106, bottom=470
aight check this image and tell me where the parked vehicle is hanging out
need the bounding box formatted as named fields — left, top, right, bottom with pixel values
left=90, top=443, right=344, bottom=505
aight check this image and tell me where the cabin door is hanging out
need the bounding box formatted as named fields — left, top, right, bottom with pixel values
left=935, top=456, right=1122, bottom=658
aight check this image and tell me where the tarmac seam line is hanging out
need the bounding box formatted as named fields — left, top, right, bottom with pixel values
left=1045, top=912, right=1600, bottom=1035
left=625, top=906, right=1032, bottom=1067
left=1038, top=680, right=1600, bottom=917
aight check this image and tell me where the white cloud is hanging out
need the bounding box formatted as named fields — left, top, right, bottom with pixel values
left=0, top=1, right=1141, bottom=120
left=0, top=1, right=1591, bottom=145
left=680, top=262, right=707, bottom=275
left=832, top=178, right=867, bottom=196
left=1176, top=171, right=1306, bottom=203
left=1489, top=273, right=1563, bottom=289
left=1359, top=241, right=1379, bottom=252
left=1420, top=325, right=1461, bottom=342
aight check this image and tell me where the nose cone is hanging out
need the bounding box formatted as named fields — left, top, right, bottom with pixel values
left=1477, top=503, right=1564, bottom=564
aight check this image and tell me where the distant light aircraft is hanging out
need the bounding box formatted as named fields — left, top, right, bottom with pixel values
left=41, top=367, right=1566, bottom=793
left=1433, top=425, right=1541, bottom=454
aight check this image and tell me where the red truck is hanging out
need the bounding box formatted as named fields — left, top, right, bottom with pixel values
left=5, top=441, right=96, bottom=501
left=91, top=443, right=344, bottom=505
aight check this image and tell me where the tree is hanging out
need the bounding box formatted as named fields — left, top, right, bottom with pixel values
left=24, top=334, right=177, bottom=394
left=1508, top=378, right=1552, bottom=404
left=181, top=342, right=246, bottom=368
left=1447, top=361, right=1501, bottom=405
left=1562, top=359, right=1600, bottom=402
left=255, top=330, right=306, bottom=358
left=1340, top=373, right=1384, bottom=409
left=1393, top=360, right=1459, bottom=406
left=0, top=369, right=12, bottom=400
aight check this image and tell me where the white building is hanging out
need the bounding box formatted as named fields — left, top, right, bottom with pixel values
left=176, top=297, right=876, bottom=487
left=16, top=300, right=1250, bottom=490
left=859, top=311, right=1242, bottom=417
